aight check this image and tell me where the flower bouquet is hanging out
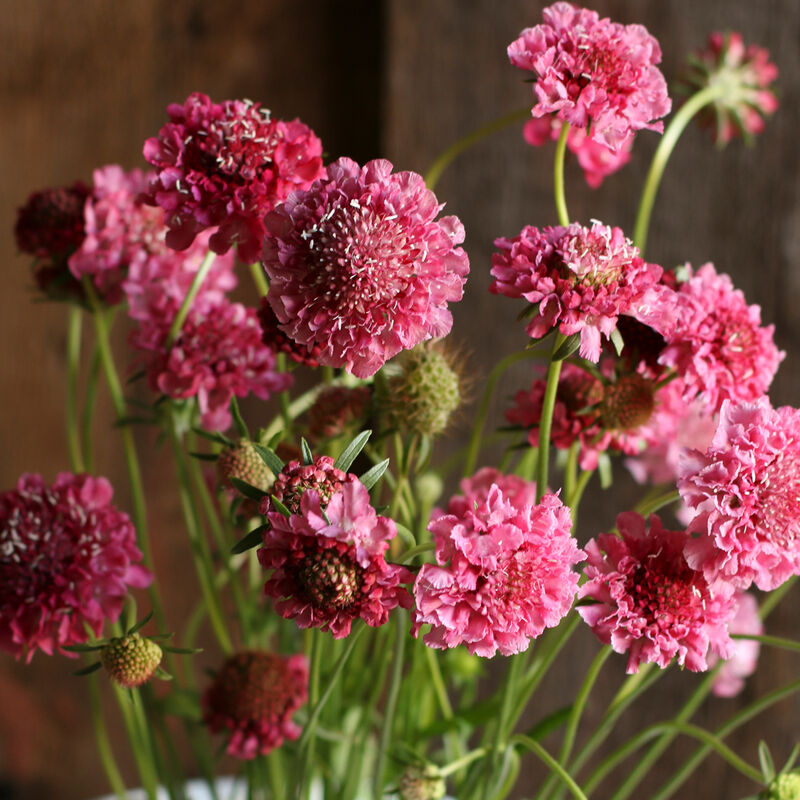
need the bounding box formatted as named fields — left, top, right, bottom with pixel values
left=5, top=3, right=798, bottom=799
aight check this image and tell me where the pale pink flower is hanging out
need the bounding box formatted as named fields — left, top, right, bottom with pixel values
left=660, top=263, right=783, bottom=414
left=0, top=473, right=151, bottom=661
left=444, top=467, right=537, bottom=515
left=143, top=93, right=325, bottom=262
left=679, top=398, right=800, bottom=591
left=412, top=484, right=583, bottom=657
left=579, top=512, right=735, bottom=673
left=710, top=591, right=762, bottom=698
left=258, top=480, right=412, bottom=638
left=262, top=157, right=469, bottom=378
left=491, top=222, right=665, bottom=361
left=508, top=3, right=670, bottom=151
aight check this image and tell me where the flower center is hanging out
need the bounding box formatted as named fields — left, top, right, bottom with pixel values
left=296, top=545, right=363, bottom=610
left=753, top=449, right=800, bottom=548
left=213, top=652, right=295, bottom=721
left=627, top=562, right=704, bottom=624
left=558, top=227, right=636, bottom=287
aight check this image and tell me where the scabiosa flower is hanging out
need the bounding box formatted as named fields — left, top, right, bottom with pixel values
left=522, top=116, right=633, bottom=187
left=412, top=483, right=583, bottom=657
left=709, top=590, right=762, bottom=698
left=682, top=31, right=778, bottom=146
left=508, top=3, right=670, bottom=151
left=256, top=296, right=322, bottom=367
left=659, top=263, right=784, bottom=414
left=258, top=479, right=413, bottom=638
left=263, top=157, right=470, bottom=378
left=490, top=221, right=665, bottom=361
left=260, top=455, right=348, bottom=516
left=101, top=634, right=163, bottom=689
left=579, top=512, right=735, bottom=673
left=444, top=467, right=538, bottom=516
left=131, top=299, right=290, bottom=431
left=143, top=92, right=324, bottom=262
left=0, top=473, right=151, bottom=661
left=203, top=650, right=308, bottom=759
left=15, top=181, right=89, bottom=260
left=217, top=439, right=273, bottom=493
left=678, top=398, right=800, bottom=591
left=308, top=386, right=372, bottom=441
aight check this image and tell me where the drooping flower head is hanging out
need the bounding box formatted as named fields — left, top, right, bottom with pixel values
left=681, top=31, right=778, bottom=146
left=143, top=92, right=325, bottom=262
left=263, top=157, right=470, bottom=378
left=0, top=473, right=151, bottom=661
left=660, top=263, right=783, bottom=414
left=709, top=590, right=763, bottom=698
left=679, top=398, right=800, bottom=591
left=579, top=512, right=735, bottom=673
left=258, top=476, right=412, bottom=638
left=412, top=481, right=583, bottom=657
left=508, top=3, right=671, bottom=151
left=491, top=221, right=665, bottom=361
left=203, top=650, right=308, bottom=759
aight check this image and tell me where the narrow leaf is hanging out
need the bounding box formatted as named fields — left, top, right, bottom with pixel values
left=189, top=451, right=219, bottom=462
left=270, top=496, right=293, bottom=519
left=63, top=643, right=105, bottom=653
left=163, top=646, right=203, bottom=655
left=300, top=437, right=314, bottom=466
left=231, top=527, right=266, bottom=555
left=610, top=327, right=625, bottom=356
left=395, top=523, right=416, bottom=548
left=359, top=459, right=390, bottom=491
left=253, top=443, right=285, bottom=475
left=759, top=741, right=776, bottom=782
left=552, top=333, right=582, bottom=361
left=230, top=477, right=268, bottom=502
left=334, top=430, right=372, bottom=472
left=129, top=610, right=154, bottom=636
left=113, top=416, right=156, bottom=428
left=73, top=661, right=102, bottom=677
left=229, top=396, right=250, bottom=439
left=192, top=427, right=234, bottom=447
left=126, top=369, right=147, bottom=385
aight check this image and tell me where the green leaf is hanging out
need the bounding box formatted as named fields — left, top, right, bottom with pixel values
left=192, top=427, right=234, bottom=447
left=300, top=437, right=314, bottom=465
left=159, top=688, right=202, bottom=721
left=334, top=430, right=372, bottom=472
left=360, top=459, right=390, bottom=491
left=72, top=661, right=102, bottom=677
left=126, top=369, right=147, bottom=385
left=609, top=327, right=625, bottom=356
left=270, top=496, right=293, bottom=519
left=128, top=610, right=154, bottom=636
left=597, top=452, right=613, bottom=489
left=552, top=333, right=582, bottom=361
left=253, top=443, right=285, bottom=476
left=415, top=434, right=432, bottom=472
left=155, top=668, right=174, bottom=681
left=229, top=477, right=268, bottom=502
left=525, top=705, right=571, bottom=742
left=162, top=646, right=203, bottom=655
left=395, top=523, right=416, bottom=548
left=189, top=451, right=219, bottom=462
left=231, top=526, right=267, bottom=555
left=759, top=741, right=776, bottom=782
left=229, top=396, right=250, bottom=439
left=63, top=643, right=105, bottom=653
left=113, top=415, right=156, bottom=428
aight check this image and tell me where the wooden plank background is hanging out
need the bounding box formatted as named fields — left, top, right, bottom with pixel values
left=1, top=1, right=798, bottom=797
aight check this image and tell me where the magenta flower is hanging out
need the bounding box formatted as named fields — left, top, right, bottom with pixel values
left=660, top=263, right=783, bottom=414
left=709, top=591, right=763, bottom=698
left=256, top=297, right=322, bottom=367
left=445, top=467, right=538, bottom=516
left=260, top=455, right=347, bottom=516
left=508, top=3, right=670, bottom=151
left=0, top=473, right=151, bottom=661
left=143, top=92, right=325, bottom=262
left=262, top=157, right=470, bottom=378
left=203, top=650, right=308, bottom=759
left=682, top=31, right=778, bottom=145
left=131, top=299, right=290, bottom=431
left=579, top=512, right=735, bottom=673
left=258, top=479, right=413, bottom=638
left=412, top=483, right=583, bottom=657
left=491, top=221, right=665, bottom=361
left=679, top=398, right=800, bottom=591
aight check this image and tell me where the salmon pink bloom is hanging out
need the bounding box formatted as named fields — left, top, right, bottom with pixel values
left=412, top=483, right=583, bottom=657
left=709, top=591, right=763, bottom=698
left=579, top=512, right=735, bottom=673
left=0, top=473, right=151, bottom=661
left=262, top=157, right=469, bottom=378
left=508, top=3, right=670, bottom=151
left=679, top=398, right=800, bottom=591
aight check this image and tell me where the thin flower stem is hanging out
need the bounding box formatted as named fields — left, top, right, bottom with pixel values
left=536, top=334, right=565, bottom=502
left=731, top=631, right=800, bottom=653
left=81, top=342, right=101, bottom=473
left=87, top=673, right=128, bottom=800
left=553, top=124, right=571, bottom=226
left=633, top=84, right=728, bottom=254
left=166, top=250, right=217, bottom=348
left=566, top=469, right=594, bottom=514
left=440, top=749, right=487, bottom=778
left=112, top=682, right=160, bottom=800
left=758, top=575, right=796, bottom=619
left=424, top=646, right=454, bottom=720
left=249, top=261, right=269, bottom=297
left=276, top=352, right=293, bottom=435
left=66, top=306, right=85, bottom=472
left=563, top=441, right=579, bottom=508
left=511, top=735, right=588, bottom=800
left=463, top=347, right=540, bottom=477
left=634, top=488, right=681, bottom=518
left=424, top=107, right=532, bottom=190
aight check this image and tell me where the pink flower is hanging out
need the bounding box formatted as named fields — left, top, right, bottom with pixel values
left=579, top=512, right=735, bottom=673
left=143, top=93, right=325, bottom=262
left=259, top=455, right=348, bottom=516
left=508, top=3, right=670, bottom=151
left=710, top=591, right=762, bottom=698
left=412, top=483, right=583, bottom=657
left=678, top=398, right=800, bottom=591
left=490, top=222, right=665, bottom=361
left=15, top=181, right=89, bottom=260
left=258, top=479, right=413, bottom=638
left=203, top=650, right=308, bottom=759
left=659, top=263, right=784, bottom=414
left=445, top=467, right=538, bottom=515
left=263, top=157, right=469, bottom=378
left=682, top=32, right=778, bottom=145
left=522, top=117, right=633, bottom=187
left=0, top=473, right=151, bottom=661
left=131, top=300, right=290, bottom=431
left=256, top=296, right=322, bottom=367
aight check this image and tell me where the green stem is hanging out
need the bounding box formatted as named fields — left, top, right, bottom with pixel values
left=424, top=107, right=531, bottom=190
left=634, top=488, right=681, bottom=518
left=81, top=342, right=101, bottom=473
left=633, top=84, right=728, bottom=254
left=166, top=250, right=216, bottom=348
left=536, top=335, right=565, bottom=501
left=731, top=632, right=800, bottom=653
left=563, top=442, right=578, bottom=508
left=464, top=348, right=539, bottom=477
left=440, top=749, right=487, bottom=778
left=87, top=674, right=128, bottom=800
left=249, top=261, right=269, bottom=297
left=112, top=683, right=159, bottom=800
left=758, top=575, right=796, bottom=619
left=553, top=123, right=570, bottom=226
left=511, top=735, right=588, bottom=800
left=566, top=469, right=594, bottom=512
left=66, top=306, right=85, bottom=472
left=298, top=633, right=323, bottom=800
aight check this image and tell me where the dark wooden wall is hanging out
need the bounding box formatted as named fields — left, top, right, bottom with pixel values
left=1, top=1, right=798, bottom=797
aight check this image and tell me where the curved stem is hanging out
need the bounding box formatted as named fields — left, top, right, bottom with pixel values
left=166, top=250, right=216, bottom=348
left=731, top=631, right=800, bottom=654
left=633, top=84, right=728, bottom=254
left=87, top=673, right=128, bottom=800
left=511, top=735, right=588, bottom=800
left=536, top=335, right=565, bottom=501
left=424, top=107, right=531, bottom=190
left=553, top=124, right=570, bottom=226
left=66, top=306, right=85, bottom=472
left=634, top=488, right=681, bottom=518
